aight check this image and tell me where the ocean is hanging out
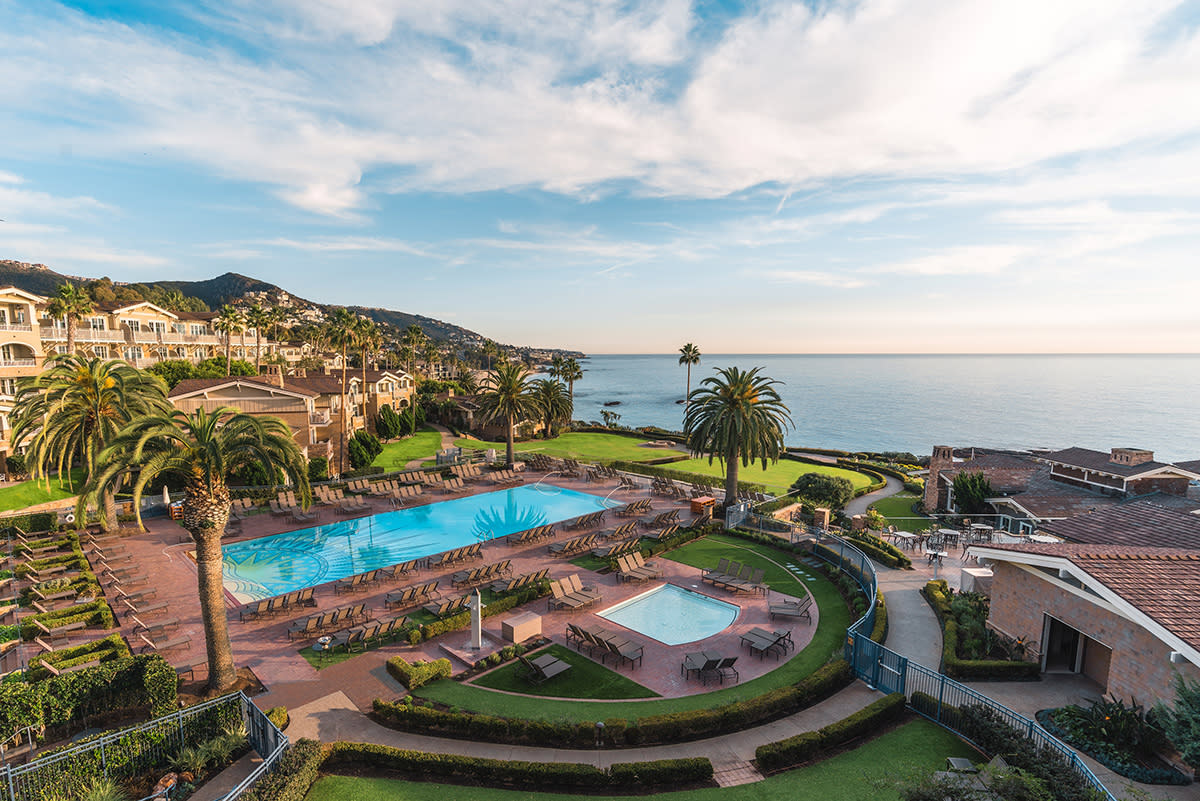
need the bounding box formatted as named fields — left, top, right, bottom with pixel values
left=567, top=354, right=1200, bottom=463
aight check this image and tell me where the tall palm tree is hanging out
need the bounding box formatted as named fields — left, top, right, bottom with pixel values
left=476, top=362, right=538, bottom=467
left=11, top=355, right=170, bottom=529
left=530, top=378, right=571, bottom=439
left=327, top=308, right=360, bottom=475
left=549, top=356, right=565, bottom=380
left=678, top=343, right=701, bottom=414
left=422, top=342, right=440, bottom=379
left=558, top=357, right=583, bottom=404
left=684, top=366, right=793, bottom=511
left=45, top=282, right=95, bottom=356
left=80, top=408, right=309, bottom=691
left=403, top=325, right=425, bottom=375
left=356, top=317, right=381, bottom=429
left=214, top=306, right=245, bottom=375
left=246, top=304, right=269, bottom=372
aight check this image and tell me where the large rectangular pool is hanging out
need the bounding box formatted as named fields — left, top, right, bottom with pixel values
left=222, top=486, right=616, bottom=602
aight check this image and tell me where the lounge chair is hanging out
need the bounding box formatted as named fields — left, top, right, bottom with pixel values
left=547, top=580, right=588, bottom=611
left=139, top=632, right=192, bottom=654
left=739, top=627, right=788, bottom=660
left=769, top=594, right=813, bottom=622
left=681, top=653, right=721, bottom=682
left=519, top=653, right=572, bottom=684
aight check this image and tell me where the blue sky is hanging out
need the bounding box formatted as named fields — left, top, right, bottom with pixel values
left=2, top=0, right=1199, bottom=353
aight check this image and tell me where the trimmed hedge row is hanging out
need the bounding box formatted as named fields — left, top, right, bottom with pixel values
left=240, top=738, right=325, bottom=801
left=374, top=660, right=854, bottom=748
left=28, top=632, right=131, bottom=680
left=419, top=584, right=548, bottom=641
left=386, top=656, right=452, bottom=690
left=923, top=580, right=1040, bottom=680
left=609, top=460, right=768, bottom=495
left=871, top=590, right=888, bottom=643
left=0, top=512, right=60, bottom=536
left=755, top=692, right=907, bottom=772
left=0, top=654, right=177, bottom=741
left=20, top=599, right=115, bottom=641
left=845, top=531, right=911, bottom=569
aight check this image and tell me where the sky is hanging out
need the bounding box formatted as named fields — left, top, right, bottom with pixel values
left=1, top=1, right=1199, bottom=354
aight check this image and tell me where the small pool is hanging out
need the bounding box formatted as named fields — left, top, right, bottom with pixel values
left=222, top=485, right=616, bottom=602
left=596, top=584, right=739, bottom=646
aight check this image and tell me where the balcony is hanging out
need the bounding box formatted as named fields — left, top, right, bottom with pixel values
left=0, top=323, right=32, bottom=333
left=0, top=359, right=37, bottom=368
left=40, top=327, right=126, bottom=343
left=309, top=411, right=332, bottom=426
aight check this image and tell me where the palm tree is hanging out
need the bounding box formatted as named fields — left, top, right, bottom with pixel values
left=678, top=343, right=701, bottom=414
left=558, top=357, right=583, bottom=404
left=403, top=325, right=426, bottom=374
left=549, top=355, right=564, bottom=380
left=246, top=304, right=269, bottom=372
left=80, top=407, right=310, bottom=691
left=476, top=362, right=538, bottom=467
left=530, top=378, right=571, bottom=439
left=45, top=282, right=95, bottom=356
left=214, top=306, right=245, bottom=375
left=10, top=355, right=170, bottom=529
left=422, top=342, right=440, bottom=379
left=684, top=366, right=793, bottom=511
left=356, top=317, right=381, bottom=430
left=327, top=308, right=360, bottom=475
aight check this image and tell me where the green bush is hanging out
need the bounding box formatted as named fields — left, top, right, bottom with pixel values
left=846, top=530, right=911, bottom=569
left=922, top=581, right=1040, bottom=680
left=307, top=457, right=329, bottom=482
left=386, top=657, right=452, bottom=690
left=608, top=757, right=713, bottom=786
left=267, top=706, right=290, bottom=731
left=238, top=738, right=326, bottom=801
left=20, top=600, right=116, bottom=641
left=374, top=660, right=853, bottom=747
left=28, top=633, right=131, bottom=680
left=0, top=511, right=59, bottom=535
left=871, top=590, right=888, bottom=643
left=755, top=692, right=906, bottom=772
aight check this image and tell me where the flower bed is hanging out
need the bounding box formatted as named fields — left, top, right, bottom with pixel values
left=922, top=580, right=1039, bottom=680
left=1037, top=703, right=1188, bottom=785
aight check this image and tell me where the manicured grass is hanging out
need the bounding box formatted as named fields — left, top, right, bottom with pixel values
left=414, top=534, right=849, bottom=721
left=567, top=553, right=610, bottom=572
left=662, top=458, right=872, bottom=495
left=304, top=718, right=978, bottom=801
left=298, top=644, right=357, bottom=670
left=375, top=428, right=444, bottom=469
left=471, top=644, right=658, bottom=699
left=453, top=432, right=670, bottom=465
left=868, top=493, right=933, bottom=533
left=0, top=469, right=85, bottom=513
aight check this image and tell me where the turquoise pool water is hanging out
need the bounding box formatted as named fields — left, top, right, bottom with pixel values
left=597, top=584, right=740, bottom=645
left=222, top=486, right=617, bottom=603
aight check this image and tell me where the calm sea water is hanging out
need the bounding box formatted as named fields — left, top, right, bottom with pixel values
left=569, top=354, right=1200, bottom=463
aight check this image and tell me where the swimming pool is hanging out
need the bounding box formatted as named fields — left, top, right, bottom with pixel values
left=222, top=485, right=617, bottom=602
left=596, top=584, right=740, bottom=646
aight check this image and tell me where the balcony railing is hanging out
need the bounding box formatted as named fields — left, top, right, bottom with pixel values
left=0, top=359, right=37, bottom=368
left=39, top=327, right=126, bottom=343
left=0, top=324, right=33, bottom=333
left=309, top=412, right=332, bottom=426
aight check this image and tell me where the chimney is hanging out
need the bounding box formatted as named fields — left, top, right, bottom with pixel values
left=924, top=446, right=954, bottom=513
left=1110, top=448, right=1153, bottom=466
left=263, top=363, right=284, bottom=388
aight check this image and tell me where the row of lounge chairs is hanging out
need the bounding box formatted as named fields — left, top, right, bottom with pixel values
left=591, top=537, right=641, bottom=560
left=547, top=574, right=601, bottom=610
left=739, top=627, right=793, bottom=660
left=702, top=559, right=767, bottom=595
left=641, top=524, right=681, bottom=543
left=769, top=594, right=813, bottom=622
left=548, top=533, right=597, bottom=556
left=614, top=499, right=652, bottom=518
left=287, top=603, right=370, bottom=640
left=565, top=622, right=644, bottom=668
left=617, top=475, right=642, bottom=491
left=506, top=525, right=555, bottom=546
left=324, top=616, right=409, bottom=653
left=563, top=510, right=607, bottom=531
left=428, top=543, right=482, bottom=568
left=681, top=653, right=739, bottom=684
left=270, top=491, right=317, bottom=522
left=386, top=484, right=425, bottom=506
left=424, top=594, right=472, bottom=618
left=240, top=587, right=318, bottom=621
left=452, top=559, right=512, bottom=588
left=489, top=568, right=549, bottom=595
left=491, top=469, right=524, bottom=486
left=385, top=581, right=441, bottom=610
left=450, top=464, right=488, bottom=482
left=642, top=509, right=679, bottom=529
left=437, top=477, right=469, bottom=495
left=616, top=552, right=661, bottom=582
left=597, top=521, right=639, bottom=542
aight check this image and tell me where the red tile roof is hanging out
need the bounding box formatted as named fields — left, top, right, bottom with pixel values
left=1039, top=446, right=1175, bottom=477
left=1042, top=499, right=1200, bottom=550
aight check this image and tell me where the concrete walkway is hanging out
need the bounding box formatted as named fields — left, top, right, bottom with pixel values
left=845, top=474, right=904, bottom=517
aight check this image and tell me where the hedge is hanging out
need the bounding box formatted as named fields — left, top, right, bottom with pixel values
left=267, top=706, right=290, bottom=731
left=870, top=590, right=888, bottom=644
left=923, top=580, right=1040, bottom=681
left=239, top=738, right=326, bottom=801
left=386, top=656, right=452, bottom=690
left=607, top=758, right=713, bottom=786
left=0, top=512, right=60, bottom=536
left=20, top=599, right=115, bottom=642
left=755, top=692, right=907, bottom=772
left=0, top=654, right=178, bottom=745
left=609, top=461, right=767, bottom=495
left=374, top=660, right=853, bottom=748
left=27, top=633, right=131, bottom=680
left=845, top=531, right=911, bottom=569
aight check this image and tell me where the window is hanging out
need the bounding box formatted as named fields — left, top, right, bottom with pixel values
left=0, top=378, right=17, bottom=395
left=123, top=347, right=143, bottom=362
left=120, top=318, right=140, bottom=332
left=190, top=324, right=206, bottom=336
left=89, top=317, right=106, bottom=330
left=147, top=321, right=167, bottom=333
left=172, top=323, right=186, bottom=334
left=55, top=345, right=69, bottom=355
left=93, top=345, right=109, bottom=358
left=15, top=309, right=25, bottom=324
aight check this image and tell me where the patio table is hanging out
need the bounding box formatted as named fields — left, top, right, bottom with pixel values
left=892, top=532, right=916, bottom=550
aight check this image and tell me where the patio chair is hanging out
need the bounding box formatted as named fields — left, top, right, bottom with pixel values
left=769, top=594, right=813, bottom=622
left=739, top=627, right=787, bottom=660
left=518, top=653, right=572, bottom=685
left=715, top=656, right=739, bottom=684
left=139, top=632, right=191, bottom=654
left=547, top=580, right=587, bottom=611
left=565, top=574, right=601, bottom=603
left=131, top=615, right=180, bottom=639
left=681, top=653, right=720, bottom=682
left=288, top=616, right=321, bottom=641
left=121, top=596, right=170, bottom=618
left=602, top=637, right=643, bottom=669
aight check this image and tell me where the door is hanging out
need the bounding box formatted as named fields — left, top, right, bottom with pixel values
left=1042, top=615, right=1082, bottom=672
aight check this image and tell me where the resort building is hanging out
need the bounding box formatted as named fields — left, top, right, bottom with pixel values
left=970, top=540, right=1200, bottom=704
left=925, top=445, right=1200, bottom=534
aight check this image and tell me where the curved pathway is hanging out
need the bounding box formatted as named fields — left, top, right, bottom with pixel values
left=845, top=474, right=904, bottom=518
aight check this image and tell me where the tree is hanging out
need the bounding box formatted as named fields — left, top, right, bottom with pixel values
left=549, top=355, right=564, bottom=380
left=80, top=407, right=309, bottom=691
left=357, top=318, right=381, bottom=395
left=214, top=305, right=245, bottom=375
left=792, top=473, right=855, bottom=509
left=1156, top=674, right=1200, bottom=768
left=678, top=343, right=701, bottom=415
left=403, top=325, right=426, bottom=375
left=476, top=362, right=538, bottom=467
left=11, top=356, right=170, bottom=530
left=148, top=359, right=197, bottom=389
left=558, top=357, right=583, bottom=404
left=246, top=304, right=269, bottom=372
left=327, top=308, right=360, bottom=475
left=375, top=405, right=402, bottom=441
left=684, top=366, right=793, bottom=511
left=350, top=430, right=382, bottom=469
left=530, top=378, right=571, bottom=439
left=600, top=408, right=622, bottom=428
left=46, top=282, right=95, bottom=356
left=952, top=471, right=993, bottom=515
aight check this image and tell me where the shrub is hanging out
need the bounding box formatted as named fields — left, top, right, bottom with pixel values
left=20, top=600, right=116, bottom=641
left=348, top=437, right=370, bottom=470
left=755, top=693, right=906, bottom=772
left=266, top=706, right=290, bottom=731
left=5, top=453, right=27, bottom=477
left=922, top=580, right=1039, bottom=680
left=846, top=530, right=911, bottom=569
left=307, top=457, right=329, bottom=482
left=608, top=758, right=713, bottom=786
left=1157, top=672, right=1200, bottom=770
left=791, top=473, right=855, bottom=509
left=239, top=738, right=325, bottom=801
left=386, top=656, right=452, bottom=690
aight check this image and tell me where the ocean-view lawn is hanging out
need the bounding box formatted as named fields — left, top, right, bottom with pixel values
left=375, top=426, right=444, bottom=469
left=0, top=468, right=84, bottom=513
left=453, top=432, right=673, bottom=464
left=665, top=456, right=871, bottom=495
left=868, top=492, right=932, bottom=532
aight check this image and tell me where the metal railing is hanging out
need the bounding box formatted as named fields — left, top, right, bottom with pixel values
left=0, top=692, right=285, bottom=801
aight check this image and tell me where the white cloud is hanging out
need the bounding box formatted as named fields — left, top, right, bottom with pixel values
left=761, top=269, right=868, bottom=289
left=865, top=245, right=1030, bottom=276
left=259, top=236, right=431, bottom=256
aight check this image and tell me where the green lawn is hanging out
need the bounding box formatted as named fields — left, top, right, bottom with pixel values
left=0, top=469, right=85, bottom=513
left=868, top=493, right=932, bottom=533
left=304, top=718, right=978, bottom=801
left=453, top=433, right=671, bottom=464
left=662, top=458, right=872, bottom=495
left=414, top=534, right=848, bottom=721
left=375, top=428, right=444, bottom=469
left=471, top=644, right=658, bottom=699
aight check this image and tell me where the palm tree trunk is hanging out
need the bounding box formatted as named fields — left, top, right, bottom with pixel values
left=66, top=317, right=76, bottom=356
left=182, top=483, right=238, bottom=691
left=101, top=487, right=119, bottom=532
left=685, top=364, right=692, bottom=412
left=505, top=413, right=515, bottom=467
left=255, top=331, right=262, bottom=372
left=225, top=336, right=232, bottom=375
left=724, top=444, right=740, bottom=511
left=361, top=349, right=368, bottom=432
left=340, top=345, right=349, bottom=475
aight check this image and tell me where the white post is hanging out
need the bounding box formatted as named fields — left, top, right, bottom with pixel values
left=469, top=589, right=484, bottom=650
